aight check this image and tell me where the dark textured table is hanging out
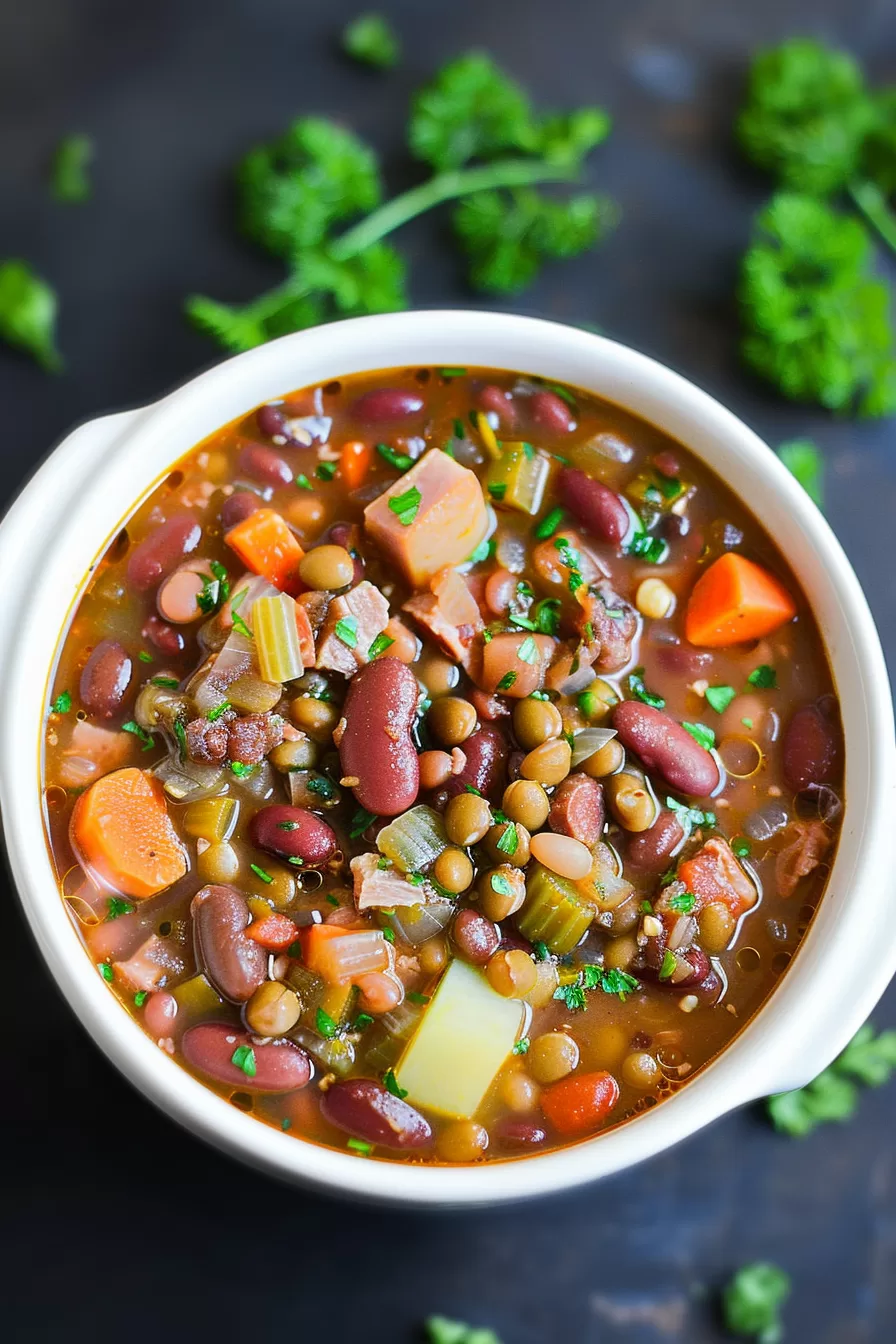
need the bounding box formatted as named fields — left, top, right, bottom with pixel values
left=2, top=2, right=894, bottom=1340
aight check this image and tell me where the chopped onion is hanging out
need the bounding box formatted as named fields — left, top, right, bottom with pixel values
left=281, top=414, right=331, bottom=445
left=153, top=755, right=225, bottom=801
left=389, top=899, right=456, bottom=946
left=555, top=662, right=596, bottom=697
left=743, top=801, right=790, bottom=842
left=496, top=531, right=527, bottom=573
left=571, top=727, right=617, bottom=768
left=377, top=805, right=448, bottom=874
left=667, top=914, right=697, bottom=952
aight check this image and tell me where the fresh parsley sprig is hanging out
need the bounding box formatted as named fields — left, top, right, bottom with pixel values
left=767, top=1021, right=896, bottom=1137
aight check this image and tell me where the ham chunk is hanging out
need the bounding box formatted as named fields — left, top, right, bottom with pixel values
left=363, top=450, right=489, bottom=587
left=316, top=581, right=390, bottom=677
left=113, top=934, right=186, bottom=991
left=351, top=852, right=435, bottom=911
left=775, top=820, right=832, bottom=898
left=477, top=632, right=557, bottom=698
left=55, top=720, right=131, bottom=788
left=403, top=568, right=483, bottom=664
left=677, top=837, right=757, bottom=917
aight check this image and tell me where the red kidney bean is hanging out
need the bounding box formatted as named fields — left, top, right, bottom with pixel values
left=557, top=468, right=629, bottom=546
left=238, top=442, right=293, bottom=488
left=624, top=810, right=685, bottom=873
left=79, top=640, right=132, bottom=718
left=142, top=614, right=185, bottom=656
left=452, top=909, right=500, bottom=965
left=183, top=1023, right=312, bottom=1093
left=497, top=1120, right=547, bottom=1146
left=693, top=968, right=723, bottom=1005
left=653, top=451, right=680, bottom=478
left=529, top=389, right=575, bottom=434
left=654, top=643, right=713, bottom=677
left=614, top=700, right=720, bottom=797
left=127, top=514, right=202, bottom=593
left=249, top=804, right=336, bottom=868
left=549, top=773, right=605, bottom=847
left=783, top=702, right=841, bottom=791
left=256, top=404, right=287, bottom=437
left=477, top=384, right=518, bottom=431
left=441, top=724, right=508, bottom=802
left=143, top=990, right=178, bottom=1038
left=672, top=946, right=710, bottom=988
left=191, top=885, right=267, bottom=1004
left=220, top=490, right=261, bottom=530
left=352, top=388, right=424, bottom=423
left=338, top=658, right=419, bottom=816
left=320, top=1078, right=432, bottom=1149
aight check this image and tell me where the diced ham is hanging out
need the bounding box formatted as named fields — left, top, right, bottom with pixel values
left=775, top=821, right=832, bottom=898
left=297, top=589, right=331, bottom=639
left=316, top=581, right=390, bottom=677
left=576, top=585, right=638, bottom=673
left=677, top=837, right=757, bottom=917
left=477, top=632, right=557, bottom=698
left=351, top=852, right=436, bottom=911
left=469, top=688, right=511, bottom=720
left=186, top=716, right=229, bottom=764
left=113, top=934, right=186, bottom=991
left=403, top=567, right=483, bottom=664
left=55, top=720, right=131, bottom=788
left=363, top=450, right=489, bottom=586
left=227, top=712, right=284, bottom=765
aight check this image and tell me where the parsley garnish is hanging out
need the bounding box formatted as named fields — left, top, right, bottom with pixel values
left=628, top=669, right=664, bottom=709
left=376, top=442, right=414, bottom=471
left=138, top=650, right=153, bottom=663
left=488, top=482, right=507, bottom=501
left=467, top=537, right=496, bottom=564
left=122, top=720, right=154, bottom=751
left=281, top=1117, right=292, bottom=1131
left=748, top=664, right=777, bottom=689
left=381, top=927, right=395, bottom=944
left=173, top=717, right=187, bottom=759
left=513, top=1037, right=530, bottom=1055
left=666, top=795, right=716, bottom=835
left=496, top=671, right=517, bottom=691
left=0, top=259, right=62, bottom=371
left=554, top=964, right=640, bottom=1008
left=516, top=635, right=538, bottom=664
left=490, top=872, right=513, bottom=896
left=250, top=863, right=273, bottom=884
left=733, top=837, right=752, bottom=858
left=627, top=531, right=667, bottom=565
left=295, top=473, right=312, bottom=490
left=767, top=1022, right=896, bottom=1137
left=438, top=367, right=467, bottom=378
left=388, top=485, right=422, bottom=526
left=533, top=598, right=561, bottom=636
left=150, top=676, right=180, bottom=689
left=229, top=587, right=254, bottom=640
left=407, top=991, right=430, bottom=1005
left=307, top=774, right=338, bottom=801
left=495, top=822, right=519, bottom=856
left=722, top=1262, right=791, bottom=1344
left=532, top=940, right=550, bottom=962
left=533, top=506, right=565, bottom=539
left=230, top=761, right=256, bottom=778
left=316, top=460, right=337, bottom=481
left=658, top=949, right=677, bottom=980
left=666, top=890, right=697, bottom=914
left=350, top=807, right=376, bottom=837
left=133, top=991, right=149, bottom=1008
left=383, top=1069, right=408, bottom=1099
left=354, top=1012, right=375, bottom=1031
left=316, top=1007, right=338, bottom=1039
left=231, top=1045, right=257, bottom=1077
left=51, top=690, right=72, bottom=714
left=97, top=963, right=114, bottom=983
left=705, top=684, right=736, bottom=714
left=342, top=12, right=400, bottom=70
left=682, top=721, right=715, bottom=751
left=106, top=897, right=135, bottom=921
left=335, top=616, right=359, bottom=648
left=367, top=632, right=395, bottom=659
left=347, top=1138, right=373, bottom=1155
left=207, top=700, right=231, bottom=722
left=51, top=133, right=94, bottom=203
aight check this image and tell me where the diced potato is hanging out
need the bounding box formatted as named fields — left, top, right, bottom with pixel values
left=363, top=450, right=489, bottom=587
left=394, top=959, right=523, bottom=1119
left=254, top=592, right=305, bottom=683
left=485, top=444, right=550, bottom=515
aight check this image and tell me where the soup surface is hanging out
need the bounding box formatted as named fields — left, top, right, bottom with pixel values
left=43, top=367, right=843, bottom=1163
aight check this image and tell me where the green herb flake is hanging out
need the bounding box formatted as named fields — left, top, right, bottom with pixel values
left=682, top=721, right=715, bottom=751
left=733, top=837, right=752, bottom=858
left=407, top=991, right=430, bottom=1005
left=316, top=1007, right=338, bottom=1039
left=513, top=1037, right=530, bottom=1055
left=98, top=962, right=114, bottom=983
left=287, top=940, right=303, bottom=958
left=463, top=784, right=482, bottom=795
left=490, top=872, right=514, bottom=896
left=495, top=822, right=519, bottom=856
left=748, top=664, right=777, bottom=689
left=533, top=598, right=561, bottom=636
left=381, top=926, right=395, bottom=944
left=231, top=1044, right=257, bottom=1077
left=51, top=133, right=94, bottom=203
left=335, top=616, right=359, bottom=648
left=533, top=941, right=550, bottom=962
left=354, top=1012, right=375, bottom=1030
left=533, top=506, right=565, bottom=540
left=295, top=473, right=312, bottom=490
left=307, top=774, right=338, bottom=801
left=628, top=670, right=665, bottom=709
left=347, top=1137, right=373, bottom=1156
left=722, top=1262, right=791, bottom=1344
left=133, top=991, right=149, bottom=1007
left=553, top=981, right=587, bottom=1012
left=742, top=717, right=754, bottom=729
left=230, top=761, right=256, bottom=778
left=106, top=897, right=135, bottom=921
left=136, top=650, right=152, bottom=664
left=51, top=690, right=72, bottom=714
left=150, top=676, right=179, bottom=689
left=122, top=720, right=154, bottom=751
left=383, top=1068, right=409, bottom=1099
left=516, top=635, right=538, bottom=664
left=325, top=893, right=341, bottom=907
left=488, top=482, right=507, bottom=501
left=666, top=795, right=716, bottom=835
left=350, top=807, right=376, bottom=837
left=367, top=632, right=395, bottom=659
left=281, top=1117, right=292, bottom=1131
left=667, top=890, right=697, bottom=914
left=496, top=671, right=517, bottom=692
left=173, top=717, right=187, bottom=759
left=467, top=537, right=496, bottom=564
left=341, top=12, right=400, bottom=70
left=376, top=442, right=414, bottom=471
left=207, top=700, right=232, bottom=722
left=250, top=863, right=273, bottom=884
left=388, top=485, right=422, bottom=526
left=439, top=367, right=467, bottom=378
left=658, top=949, right=677, bottom=980
left=316, top=460, right=337, bottom=481
left=704, top=685, right=736, bottom=714
left=627, top=531, right=668, bottom=565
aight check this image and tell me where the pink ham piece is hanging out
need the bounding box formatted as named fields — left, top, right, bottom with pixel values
left=351, top=852, right=438, bottom=911
left=403, top=568, right=483, bottom=664
left=113, top=934, right=186, bottom=992
left=315, top=581, right=390, bottom=677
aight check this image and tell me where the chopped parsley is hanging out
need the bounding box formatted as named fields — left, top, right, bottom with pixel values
left=307, top=774, right=338, bottom=801
left=388, top=485, right=422, bottom=526
left=722, top=1262, right=791, bottom=1344
left=513, top=1037, right=530, bottom=1055
left=207, top=700, right=231, bottom=722
left=105, top=897, right=135, bottom=921
left=682, top=721, right=715, bottom=751
left=230, top=761, right=256, bottom=778
left=335, top=616, right=359, bottom=648
left=490, top=872, right=514, bottom=896
left=496, top=670, right=517, bottom=691
left=133, top=991, right=149, bottom=1008
left=554, top=964, right=640, bottom=1008
left=628, top=669, right=665, bottom=709
left=281, top=1117, right=292, bottom=1131
left=98, top=963, right=114, bottom=983
left=533, top=506, right=564, bottom=539
left=196, top=560, right=231, bottom=615
left=705, top=684, right=736, bottom=714
left=516, top=635, right=538, bottom=664
left=748, top=664, right=777, bottom=689
left=381, top=926, right=395, bottom=944
left=438, top=367, right=467, bottom=378
left=453, top=417, right=466, bottom=440
left=467, top=537, right=496, bottom=564
left=767, top=1022, right=896, bottom=1137
left=532, top=940, right=550, bottom=962
left=347, top=1138, right=373, bottom=1155
left=51, top=690, right=72, bottom=714
left=367, top=632, right=395, bottom=659
left=383, top=1068, right=408, bottom=1099
left=295, top=473, right=312, bottom=490
left=316, top=1007, right=338, bottom=1039
left=250, top=863, right=273, bottom=884
left=326, top=893, right=341, bottom=907
left=231, top=1044, right=257, bottom=1077
left=495, top=821, right=519, bottom=856
left=229, top=587, right=254, bottom=640
left=407, top=991, right=430, bottom=1006
left=138, top=650, right=153, bottom=663
left=316, top=460, right=337, bottom=481
left=543, top=382, right=578, bottom=410
left=732, top=837, right=752, bottom=858
left=666, top=890, right=697, bottom=914
left=350, top=807, right=377, bottom=837
left=122, top=720, right=154, bottom=751
left=627, top=531, right=667, bottom=564
left=150, top=676, right=180, bottom=689
left=463, top=784, right=482, bottom=795
left=658, top=949, right=677, bottom=980
left=533, top=598, right=561, bottom=636
left=666, top=795, right=716, bottom=834
left=354, top=1012, right=375, bottom=1031
left=376, top=443, right=414, bottom=471
left=488, top=482, right=507, bottom=501
left=173, top=717, right=187, bottom=759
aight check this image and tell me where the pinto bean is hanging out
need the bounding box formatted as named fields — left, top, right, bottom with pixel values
left=237, top=442, right=293, bottom=488
left=142, top=614, right=185, bottom=656
left=157, top=561, right=211, bottom=624
left=320, top=1078, right=432, bottom=1148
left=557, top=468, right=629, bottom=546
left=625, top=810, right=685, bottom=874
left=249, top=804, right=337, bottom=868
left=191, top=885, right=267, bottom=1004
left=613, top=701, right=720, bottom=797
left=183, top=1023, right=312, bottom=1093
left=79, top=639, right=132, bottom=718
left=549, top=773, right=605, bottom=847
left=530, top=389, right=575, bottom=434
left=452, top=909, right=500, bottom=965
left=352, top=388, right=424, bottom=423
left=220, top=490, right=261, bottom=530
left=127, top=514, right=202, bottom=593
left=783, top=702, right=841, bottom=790
left=441, top=724, right=508, bottom=803
left=484, top=568, right=517, bottom=616
left=338, top=658, right=419, bottom=816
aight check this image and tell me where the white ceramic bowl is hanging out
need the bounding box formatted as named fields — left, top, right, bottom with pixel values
left=2, top=311, right=894, bottom=1206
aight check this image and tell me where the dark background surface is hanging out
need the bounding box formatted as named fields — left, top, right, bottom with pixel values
left=2, top=1, right=895, bottom=1340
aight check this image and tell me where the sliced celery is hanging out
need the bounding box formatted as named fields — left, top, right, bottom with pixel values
left=182, top=796, right=238, bottom=843
left=171, top=973, right=224, bottom=1015
left=377, top=805, right=448, bottom=873
left=485, top=443, right=549, bottom=515
left=284, top=962, right=325, bottom=1013
left=363, top=1000, right=424, bottom=1073
left=291, top=1026, right=356, bottom=1076
left=517, top=862, right=595, bottom=954
left=253, top=592, right=304, bottom=683
left=394, top=959, right=522, bottom=1118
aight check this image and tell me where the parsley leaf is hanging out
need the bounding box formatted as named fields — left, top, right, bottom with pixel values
left=767, top=1022, right=896, bottom=1136
left=513, top=1037, right=530, bottom=1055
left=231, top=1045, right=257, bottom=1078
left=342, top=13, right=400, bottom=70
left=0, top=259, right=62, bottom=371
left=388, top=485, right=422, bottom=525
left=495, top=822, right=519, bottom=856
left=516, top=635, right=538, bottom=664
left=778, top=438, right=824, bottom=508
left=122, top=720, right=154, bottom=751
left=350, top=807, right=377, bottom=838
left=316, top=1007, right=339, bottom=1039
left=666, top=890, right=697, bottom=914
left=51, top=690, right=72, bottom=715
left=382, top=1068, right=408, bottom=1099
left=424, top=1317, right=502, bottom=1344
left=409, top=52, right=536, bottom=172
left=376, top=442, right=414, bottom=471
left=666, top=795, right=716, bottom=835
left=106, top=897, right=135, bottom=921
left=555, top=965, right=640, bottom=1008
left=51, top=133, right=94, bottom=203
left=748, top=664, right=777, bottom=689
left=496, top=670, right=517, bottom=691
left=367, top=632, right=395, bottom=659
left=533, top=598, right=561, bottom=635
left=628, top=670, right=665, bottom=709
left=335, top=616, right=359, bottom=648
left=682, top=721, right=715, bottom=751
left=722, top=1262, right=791, bottom=1344
left=705, top=684, right=736, bottom=714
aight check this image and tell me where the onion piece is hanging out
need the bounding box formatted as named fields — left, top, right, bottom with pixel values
left=667, top=914, right=697, bottom=952
left=743, top=801, right=790, bottom=842
left=571, top=727, right=617, bottom=768
left=388, top=899, right=455, bottom=946
left=152, top=755, right=225, bottom=801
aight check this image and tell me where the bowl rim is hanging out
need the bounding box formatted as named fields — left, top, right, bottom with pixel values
left=2, top=309, right=894, bottom=1206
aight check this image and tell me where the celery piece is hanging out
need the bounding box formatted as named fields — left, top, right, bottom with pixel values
left=182, top=796, right=239, bottom=843
left=318, top=980, right=357, bottom=1031
left=517, top=862, right=595, bottom=954
left=284, top=962, right=325, bottom=1013
left=377, top=805, right=448, bottom=873
left=485, top=443, right=549, bottom=515
left=171, top=973, right=224, bottom=1015
left=626, top=470, right=691, bottom=512
left=394, top=959, right=523, bottom=1119
left=253, top=592, right=304, bottom=683
left=291, top=1026, right=356, bottom=1076
left=363, top=1000, right=425, bottom=1073
left=577, top=841, right=634, bottom=912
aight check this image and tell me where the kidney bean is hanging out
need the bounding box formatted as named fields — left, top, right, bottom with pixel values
left=238, top=442, right=293, bottom=489
left=127, top=514, right=202, bottom=593
left=484, top=568, right=517, bottom=616
left=191, top=885, right=267, bottom=1003
left=614, top=701, right=720, bottom=797
left=143, top=990, right=178, bottom=1038
left=338, top=658, right=419, bottom=816
left=441, top=724, right=508, bottom=802
left=477, top=384, right=518, bottom=431
left=529, top=389, right=575, bottom=434
left=157, top=562, right=211, bottom=624
left=624, top=810, right=685, bottom=873
left=326, top=522, right=365, bottom=584
left=497, top=1120, right=547, bottom=1146
left=653, top=450, right=680, bottom=478
left=352, top=388, right=424, bottom=423
left=320, top=1078, right=432, bottom=1149
left=783, top=702, right=841, bottom=790
left=221, top=490, right=261, bottom=531
left=469, top=688, right=511, bottom=721
left=183, top=1023, right=312, bottom=1093
left=672, top=946, right=711, bottom=988
left=557, top=468, right=629, bottom=546
left=693, top=968, right=723, bottom=1004
left=549, top=773, right=605, bottom=848
left=249, top=804, right=337, bottom=868
left=142, top=614, right=185, bottom=656
left=79, top=639, right=132, bottom=718
left=452, top=909, right=500, bottom=965
left=256, top=404, right=286, bottom=437
left=654, top=643, right=714, bottom=677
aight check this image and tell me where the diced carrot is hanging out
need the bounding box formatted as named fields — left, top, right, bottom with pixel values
left=677, top=837, right=757, bottom=916
left=293, top=598, right=315, bottom=666
left=477, top=631, right=556, bottom=698
left=247, top=912, right=299, bottom=951
left=541, top=1071, right=620, bottom=1136
left=685, top=553, right=796, bottom=647
left=363, top=450, right=489, bottom=587
left=339, top=440, right=373, bottom=490
left=225, top=508, right=305, bottom=595
left=70, top=767, right=187, bottom=899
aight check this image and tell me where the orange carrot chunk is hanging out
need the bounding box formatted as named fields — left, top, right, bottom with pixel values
left=339, top=440, right=373, bottom=490
left=70, top=767, right=187, bottom=899
left=246, top=912, right=300, bottom=951
left=226, top=508, right=304, bottom=595
left=541, top=1071, right=620, bottom=1136
left=684, top=553, right=796, bottom=647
